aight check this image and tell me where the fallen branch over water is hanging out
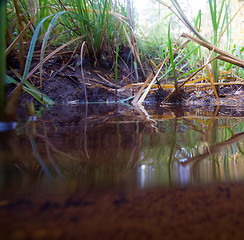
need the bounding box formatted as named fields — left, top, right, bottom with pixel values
left=181, top=33, right=244, bottom=68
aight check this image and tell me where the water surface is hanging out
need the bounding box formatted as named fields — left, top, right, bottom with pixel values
left=0, top=104, right=243, bottom=194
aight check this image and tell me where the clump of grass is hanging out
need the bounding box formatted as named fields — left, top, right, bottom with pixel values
left=53, top=0, right=129, bottom=66
left=131, top=0, right=244, bottom=104
left=5, top=0, right=139, bottom=105
left=4, top=0, right=244, bottom=106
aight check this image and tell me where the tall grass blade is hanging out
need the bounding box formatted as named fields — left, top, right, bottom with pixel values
left=5, top=75, right=54, bottom=105
left=168, top=19, right=180, bottom=98
left=156, top=0, right=207, bottom=42
left=208, top=0, right=219, bottom=85
left=21, top=14, right=53, bottom=84
left=39, top=11, right=68, bottom=97
left=5, top=13, right=52, bottom=106
left=27, top=36, right=82, bottom=79
left=0, top=0, right=6, bottom=120
left=8, top=11, right=68, bottom=105
left=13, top=0, right=26, bottom=74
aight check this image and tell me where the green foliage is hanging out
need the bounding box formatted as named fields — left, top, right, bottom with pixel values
left=0, top=4, right=7, bottom=120
left=208, top=0, right=229, bottom=83
left=115, top=44, right=119, bottom=90
left=153, top=0, right=241, bottom=84
left=4, top=0, right=243, bottom=106
left=53, top=0, right=128, bottom=65
left=0, top=0, right=7, bottom=120
left=6, top=12, right=61, bottom=105
left=5, top=0, right=130, bottom=105
left=167, top=19, right=178, bottom=92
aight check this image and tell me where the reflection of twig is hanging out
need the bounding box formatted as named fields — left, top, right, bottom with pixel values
left=180, top=132, right=244, bottom=166
left=133, top=103, right=159, bottom=132
left=84, top=103, right=90, bottom=159
left=35, top=133, right=79, bottom=161
left=203, top=105, right=219, bottom=147
left=206, top=105, right=219, bottom=132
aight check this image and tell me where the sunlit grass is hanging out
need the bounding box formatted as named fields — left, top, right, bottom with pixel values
left=3, top=0, right=244, bottom=106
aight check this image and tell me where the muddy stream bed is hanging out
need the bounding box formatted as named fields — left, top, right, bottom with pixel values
left=0, top=102, right=244, bottom=239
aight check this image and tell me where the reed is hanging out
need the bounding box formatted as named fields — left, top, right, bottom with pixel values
left=208, top=0, right=231, bottom=92
left=5, top=0, right=134, bottom=105
left=5, top=0, right=244, bottom=106
left=155, top=0, right=234, bottom=75
left=167, top=19, right=180, bottom=98
left=115, top=44, right=119, bottom=102
left=6, top=11, right=65, bottom=105
left=54, top=0, right=128, bottom=66
left=0, top=0, right=7, bottom=120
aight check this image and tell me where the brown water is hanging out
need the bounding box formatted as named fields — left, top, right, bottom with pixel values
left=0, top=103, right=244, bottom=195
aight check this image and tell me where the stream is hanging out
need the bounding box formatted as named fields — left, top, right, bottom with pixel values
left=0, top=103, right=244, bottom=195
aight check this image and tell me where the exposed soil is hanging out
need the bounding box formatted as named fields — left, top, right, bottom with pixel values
left=6, top=51, right=244, bottom=109
left=1, top=183, right=244, bottom=240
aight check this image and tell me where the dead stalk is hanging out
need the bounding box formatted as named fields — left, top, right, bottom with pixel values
left=162, top=56, right=219, bottom=104
left=181, top=33, right=244, bottom=68
left=132, top=40, right=190, bottom=104
left=80, top=41, right=88, bottom=103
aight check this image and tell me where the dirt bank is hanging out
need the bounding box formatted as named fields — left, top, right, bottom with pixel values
left=1, top=182, right=244, bottom=240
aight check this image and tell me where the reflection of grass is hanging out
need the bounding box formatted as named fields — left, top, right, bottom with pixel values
left=2, top=105, right=244, bottom=187
left=30, top=137, right=52, bottom=178
left=138, top=114, right=244, bottom=184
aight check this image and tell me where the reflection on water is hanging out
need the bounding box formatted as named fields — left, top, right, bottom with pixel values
left=0, top=104, right=244, bottom=194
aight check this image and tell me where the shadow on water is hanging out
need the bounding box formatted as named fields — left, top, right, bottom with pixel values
left=0, top=103, right=244, bottom=194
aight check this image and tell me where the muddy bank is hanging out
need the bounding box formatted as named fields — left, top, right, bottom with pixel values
left=7, top=54, right=244, bottom=108
left=1, top=182, right=244, bottom=240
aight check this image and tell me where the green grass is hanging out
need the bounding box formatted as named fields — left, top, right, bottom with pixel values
left=167, top=19, right=179, bottom=96
left=0, top=0, right=7, bottom=120
left=3, top=0, right=244, bottom=106
left=4, top=0, right=131, bottom=105
left=53, top=0, right=128, bottom=65
left=146, top=0, right=244, bottom=99
left=208, top=0, right=231, bottom=91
